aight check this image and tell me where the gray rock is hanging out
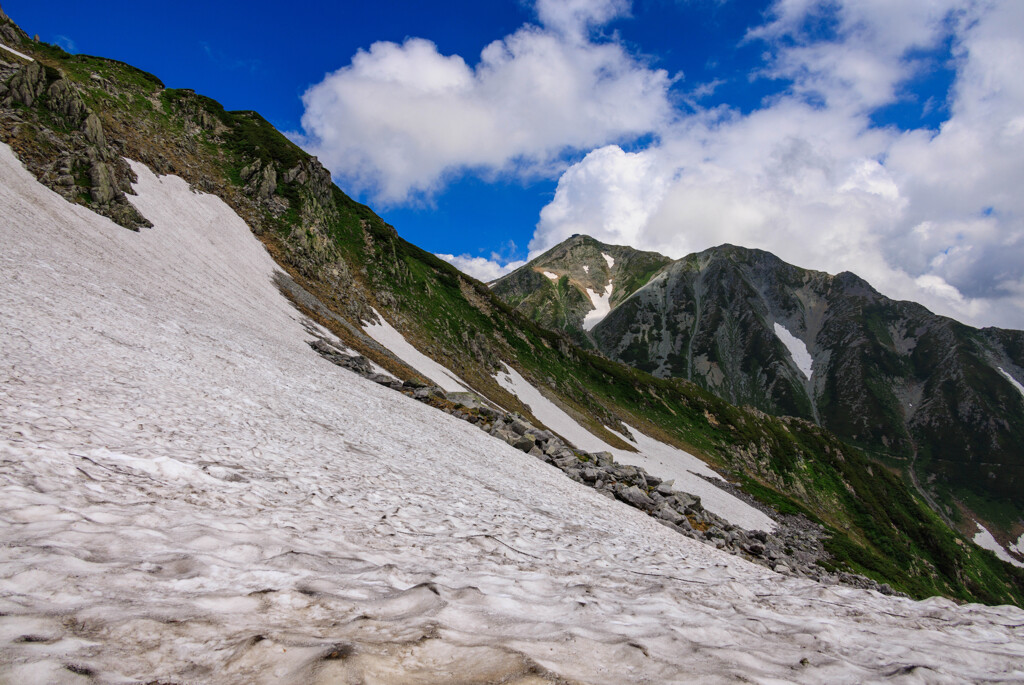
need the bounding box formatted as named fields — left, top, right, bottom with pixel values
left=655, top=505, right=685, bottom=526
left=508, top=419, right=531, bottom=436
left=615, top=484, right=655, bottom=509
left=512, top=434, right=536, bottom=453
left=81, top=112, right=105, bottom=147
left=88, top=161, right=116, bottom=203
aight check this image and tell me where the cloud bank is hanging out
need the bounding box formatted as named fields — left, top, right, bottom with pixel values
left=298, top=1, right=670, bottom=203
left=300, top=0, right=1024, bottom=329
left=530, top=0, right=1024, bottom=328
left=435, top=253, right=527, bottom=283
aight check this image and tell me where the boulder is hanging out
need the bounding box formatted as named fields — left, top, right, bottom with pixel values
left=512, top=434, right=536, bottom=453
left=614, top=484, right=655, bottom=510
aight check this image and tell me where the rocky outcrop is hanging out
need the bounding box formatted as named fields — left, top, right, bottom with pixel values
left=0, top=56, right=150, bottom=229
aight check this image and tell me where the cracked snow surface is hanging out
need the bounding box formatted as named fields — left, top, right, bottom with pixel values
left=2, top=144, right=1024, bottom=683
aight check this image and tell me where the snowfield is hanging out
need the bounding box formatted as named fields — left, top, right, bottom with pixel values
left=774, top=322, right=814, bottom=380
left=2, top=143, right=1024, bottom=682
left=582, top=283, right=613, bottom=331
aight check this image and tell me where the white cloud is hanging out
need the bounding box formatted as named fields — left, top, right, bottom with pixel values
left=436, top=254, right=527, bottom=283
left=535, top=0, right=630, bottom=37
left=534, top=145, right=669, bottom=253
left=532, top=0, right=1024, bottom=329
left=299, top=1, right=671, bottom=203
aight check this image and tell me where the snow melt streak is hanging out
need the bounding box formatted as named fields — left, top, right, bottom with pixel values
left=2, top=144, right=1024, bottom=683
left=362, top=307, right=467, bottom=392
left=998, top=367, right=1024, bottom=400
left=582, top=284, right=613, bottom=330
left=774, top=322, right=813, bottom=379
left=973, top=522, right=1024, bottom=568
left=0, top=42, right=33, bottom=61
left=496, top=365, right=776, bottom=531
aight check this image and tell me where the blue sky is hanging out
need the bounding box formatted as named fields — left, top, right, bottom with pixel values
left=1, top=0, right=782, bottom=261
left=5, top=1, right=1024, bottom=328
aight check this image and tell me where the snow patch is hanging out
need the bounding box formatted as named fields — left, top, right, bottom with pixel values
left=773, top=322, right=813, bottom=379
left=582, top=265, right=589, bottom=274
left=362, top=308, right=467, bottom=392
left=495, top=364, right=776, bottom=531
left=973, top=522, right=1024, bottom=568
left=582, top=283, right=613, bottom=331
left=0, top=42, right=33, bottom=62
left=1012, top=533, right=1024, bottom=557
left=602, top=252, right=615, bottom=269
left=542, top=271, right=559, bottom=281
left=2, top=143, right=1024, bottom=681
left=997, top=367, right=1024, bottom=400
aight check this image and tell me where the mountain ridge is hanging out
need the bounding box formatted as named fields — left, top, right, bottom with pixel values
left=497, top=234, right=1024, bottom=549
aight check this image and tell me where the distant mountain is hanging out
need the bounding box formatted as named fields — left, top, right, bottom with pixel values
left=491, top=235, right=671, bottom=346
left=497, top=237, right=1024, bottom=542
left=2, top=8, right=1022, bottom=607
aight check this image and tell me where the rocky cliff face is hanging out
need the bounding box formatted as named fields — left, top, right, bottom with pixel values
left=591, top=244, right=1024, bottom=532
left=492, top=235, right=1024, bottom=537
left=491, top=235, right=671, bottom=346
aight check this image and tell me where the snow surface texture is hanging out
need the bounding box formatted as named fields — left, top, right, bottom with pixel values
left=973, top=522, right=1024, bottom=569
left=582, top=264, right=589, bottom=274
left=496, top=364, right=775, bottom=532
left=774, top=322, right=814, bottom=379
left=998, top=367, right=1024, bottom=400
left=0, top=42, right=33, bottom=61
left=602, top=252, right=615, bottom=269
left=542, top=271, right=559, bottom=281
left=582, top=284, right=613, bottom=331
left=362, top=307, right=467, bottom=392
left=2, top=144, right=1024, bottom=682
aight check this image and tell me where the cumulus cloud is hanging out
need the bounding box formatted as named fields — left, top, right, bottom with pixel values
left=532, top=0, right=1024, bottom=329
left=535, top=0, right=630, bottom=37
left=298, top=1, right=671, bottom=203
left=435, top=253, right=527, bottom=283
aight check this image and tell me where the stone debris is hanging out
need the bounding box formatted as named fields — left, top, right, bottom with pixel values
left=308, top=334, right=901, bottom=596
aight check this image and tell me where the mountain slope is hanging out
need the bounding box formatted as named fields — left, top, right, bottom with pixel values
left=2, top=12, right=1023, bottom=607
left=590, top=244, right=1024, bottom=541
left=491, top=234, right=671, bottom=346
left=6, top=136, right=1024, bottom=682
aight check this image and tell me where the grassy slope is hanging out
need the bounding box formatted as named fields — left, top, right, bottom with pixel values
left=4, top=28, right=1023, bottom=606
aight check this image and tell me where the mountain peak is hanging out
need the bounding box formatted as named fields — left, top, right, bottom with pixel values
left=491, top=234, right=672, bottom=343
